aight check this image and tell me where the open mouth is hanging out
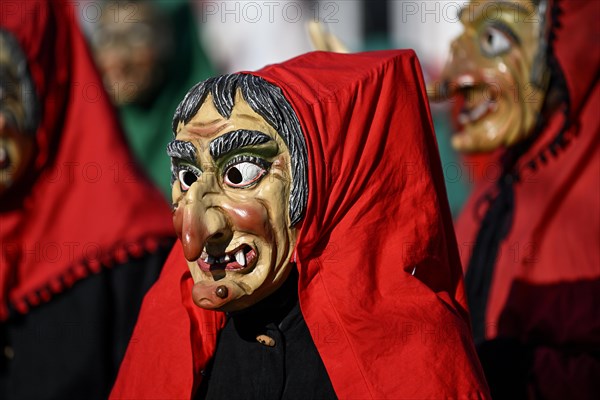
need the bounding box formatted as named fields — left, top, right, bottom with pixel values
left=197, top=244, right=257, bottom=273
left=453, top=84, right=499, bottom=128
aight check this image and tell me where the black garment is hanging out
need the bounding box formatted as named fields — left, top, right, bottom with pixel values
left=197, top=269, right=337, bottom=400
left=0, top=241, right=173, bottom=400
left=466, top=175, right=515, bottom=344
left=476, top=338, right=533, bottom=400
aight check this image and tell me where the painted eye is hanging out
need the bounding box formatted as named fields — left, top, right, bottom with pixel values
left=480, top=26, right=512, bottom=57
left=178, top=168, right=200, bottom=192
left=224, top=162, right=266, bottom=188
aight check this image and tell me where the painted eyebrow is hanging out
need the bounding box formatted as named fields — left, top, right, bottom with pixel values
left=209, top=129, right=273, bottom=160
left=167, top=140, right=197, bottom=164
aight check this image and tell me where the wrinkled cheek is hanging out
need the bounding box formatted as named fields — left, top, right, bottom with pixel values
left=221, top=200, right=272, bottom=239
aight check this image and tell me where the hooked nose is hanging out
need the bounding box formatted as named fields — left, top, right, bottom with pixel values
left=174, top=178, right=233, bottom=262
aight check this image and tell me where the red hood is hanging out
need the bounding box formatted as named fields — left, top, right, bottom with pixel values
left=111, top=50, right=490, bottom=399
left=551, top=0, right=600, bottom=118
left=0, top=0, right=174, bottom=319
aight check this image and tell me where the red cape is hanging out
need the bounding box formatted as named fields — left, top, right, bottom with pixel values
left=112, top=50, right=490, bottom=399
left=0, top=0, right=174, bottom=319
left=455, top=0, right=600, bottom=396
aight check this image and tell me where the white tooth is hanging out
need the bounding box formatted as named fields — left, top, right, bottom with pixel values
left=223, top=255, right=231, bottom=262
left=235, top=250, right=246, bottom=266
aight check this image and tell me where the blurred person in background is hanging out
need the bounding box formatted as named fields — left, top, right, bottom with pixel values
left=91, top=0, right=215, bottom=197
left=0, top=1, right=174, bottom=398
left=432, top=0, right=600, bottom=398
